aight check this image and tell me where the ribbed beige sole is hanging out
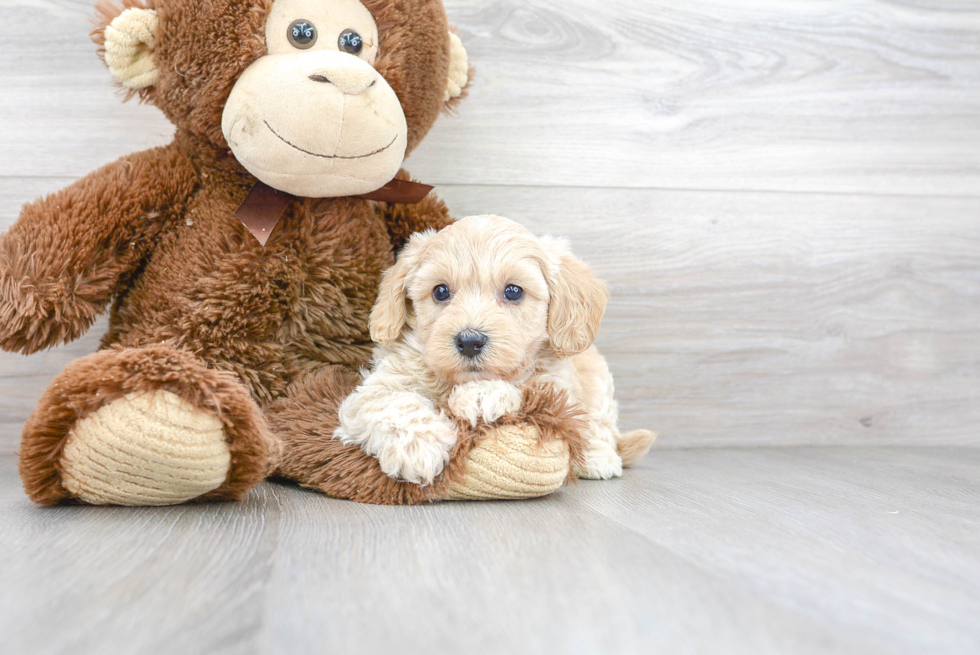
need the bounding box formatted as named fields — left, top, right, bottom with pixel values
left=60, top=391, right=231, bottom=506
left=442, top=425, right=570, bottom=500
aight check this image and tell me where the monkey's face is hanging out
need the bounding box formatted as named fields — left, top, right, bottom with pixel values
left=221, top=0, right=407, bottom=197
left=94, top=0, right=469, bottom=199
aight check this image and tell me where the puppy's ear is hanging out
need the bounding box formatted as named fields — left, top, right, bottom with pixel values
left=370, top=230, right=435, bottom=345
left=541, top=237, right=609, bottom=358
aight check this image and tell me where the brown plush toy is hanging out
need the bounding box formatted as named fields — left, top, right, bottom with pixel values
left=1, top=0, right=585, bottom=506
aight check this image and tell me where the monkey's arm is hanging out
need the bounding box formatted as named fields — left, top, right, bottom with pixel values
left=0, top=144, right=197, bottom=354
left=376, top=169, right=454, bottom=253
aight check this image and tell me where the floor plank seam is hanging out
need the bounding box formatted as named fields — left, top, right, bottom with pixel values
left=3, top=176, right=980, bottom=202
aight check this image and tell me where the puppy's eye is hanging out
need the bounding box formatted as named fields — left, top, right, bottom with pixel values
left=288, top=20, right=318, bottom=49
left=503, top=285, right=524, bottom=302
left=432, top=284, right=451, bottom=302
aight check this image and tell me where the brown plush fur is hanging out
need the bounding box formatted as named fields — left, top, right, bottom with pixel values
left=4, top=0, right=581, bottom=505
left=0, top=144, right=197, bottom=354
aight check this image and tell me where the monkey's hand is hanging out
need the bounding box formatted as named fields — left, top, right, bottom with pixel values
left=0, top=144, right=196, bottom=354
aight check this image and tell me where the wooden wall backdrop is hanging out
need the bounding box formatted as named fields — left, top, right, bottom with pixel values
left=1, top=0, right=978, bottom=450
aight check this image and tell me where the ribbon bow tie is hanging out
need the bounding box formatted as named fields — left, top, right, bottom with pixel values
left=235, top=178, right=434, bottom=246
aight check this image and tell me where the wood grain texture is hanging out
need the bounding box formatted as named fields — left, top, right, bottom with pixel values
left=3, top=180, right=977, bottom=448
left=420, top=0, right=980, bottom=194
left=1, top=1, right=978, bottom=449
left=435, top=185, right=980, bottom=447
left=2, top=447, right=978, bottom=655
left=1, top=0, right=979, bottom=194
left=2, top=3, right=979, bottom=654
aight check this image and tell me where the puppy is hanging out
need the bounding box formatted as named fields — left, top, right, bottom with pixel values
left=335, top=215, right=655, bottom=485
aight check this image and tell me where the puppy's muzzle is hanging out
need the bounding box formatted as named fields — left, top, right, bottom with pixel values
left=455, top=329, right=487, bottom=359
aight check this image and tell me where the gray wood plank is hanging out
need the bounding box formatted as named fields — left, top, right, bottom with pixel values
left=0, top=456, right=278, bottom=655
left=1, top=1, right=979, bottom=194
left=2, top=2, right=978, bottom=653
left=2, top=447, right=978, bottom=655
left=2, top=179, right=978, bottom=449
left=420, top=0, right=980, bottom=195
left=575, top=447, right=980, bottom=654
left=435, top=184, right=980, bottom=448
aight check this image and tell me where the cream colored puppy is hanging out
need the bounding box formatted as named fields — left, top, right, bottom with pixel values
left=335, top=215, right=655, bottom=485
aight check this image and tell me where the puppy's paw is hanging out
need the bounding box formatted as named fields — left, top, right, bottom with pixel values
left=336, top=390, right=458, bottom=486
left=449, top=380, right=523, bottom=427
left=376, top=416, right=457, bottom=486
left=576, top=442, right=624, bottom=480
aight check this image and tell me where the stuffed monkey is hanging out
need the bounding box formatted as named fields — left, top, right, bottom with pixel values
left=1, top=0, right=584, bottom=506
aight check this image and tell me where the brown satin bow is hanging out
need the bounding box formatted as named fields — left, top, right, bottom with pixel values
left=235, top=178, right=434, bottom=246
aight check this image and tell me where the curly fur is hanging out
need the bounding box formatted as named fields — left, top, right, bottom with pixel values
left=336, top=215, right=654, bottom=485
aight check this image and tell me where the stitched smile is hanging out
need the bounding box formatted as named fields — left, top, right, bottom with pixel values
left=263, top=120, right=396, bottom=159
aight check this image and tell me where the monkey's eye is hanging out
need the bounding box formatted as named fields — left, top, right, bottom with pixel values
left=504, top=285, right=524, bottom=302
left=288, top=20, right=317, bottom=49
left=432, top=284, right=451, bottom=303
left=338, top=29, right=363, bottom=55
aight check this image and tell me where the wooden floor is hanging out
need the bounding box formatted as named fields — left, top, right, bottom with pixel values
left=2, top=0, right=979, bottom=447
left=1, top=0, right=979, bottom=653
left=2, top=447, right=979, bottom=655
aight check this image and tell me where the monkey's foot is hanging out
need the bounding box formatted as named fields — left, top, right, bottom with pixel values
left=440, top=424, right=571, bottom=500
left=60, top=391, right=230, bottom=506
left=435, top=384, right=590, bottom=501
left=271, top=376, right=586, bottom=505
left=19, top=345, right=276, bottom=506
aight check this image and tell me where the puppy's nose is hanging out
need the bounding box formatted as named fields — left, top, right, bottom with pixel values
left=455, top=330, right=487, bottom=359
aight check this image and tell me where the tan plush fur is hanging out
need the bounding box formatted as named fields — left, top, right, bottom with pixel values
left=18, top=344, right=277, bottom=505
left=221, top=0, right=416, bottom=197
left=60, top=390, right=231, bottom=505
left=5, top=0, right=591, bottom=507
left=336, top=215, right=655, bottom=485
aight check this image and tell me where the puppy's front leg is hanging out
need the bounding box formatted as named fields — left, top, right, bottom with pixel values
left=335, top=385, right=457, bottom=486
left=449, top=380, right=523, bottom=427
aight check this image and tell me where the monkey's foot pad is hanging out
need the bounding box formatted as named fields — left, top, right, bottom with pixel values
left=440, top=424, right=571, bottom=500
left=61, top=390, right=231, bottom=506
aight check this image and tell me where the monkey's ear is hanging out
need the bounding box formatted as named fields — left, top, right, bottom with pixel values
left=541, top=237, right=609, bottom=358
left=444, top=32, right=470, bottom=103
left=101, top=8, right=160, bottom=89
left=369, top=230, right=436, bottom=345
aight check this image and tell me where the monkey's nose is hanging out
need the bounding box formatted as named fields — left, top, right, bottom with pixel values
left=307, top=68, right=376, bottom=95
left=455, top=330, right=488, bottom=359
